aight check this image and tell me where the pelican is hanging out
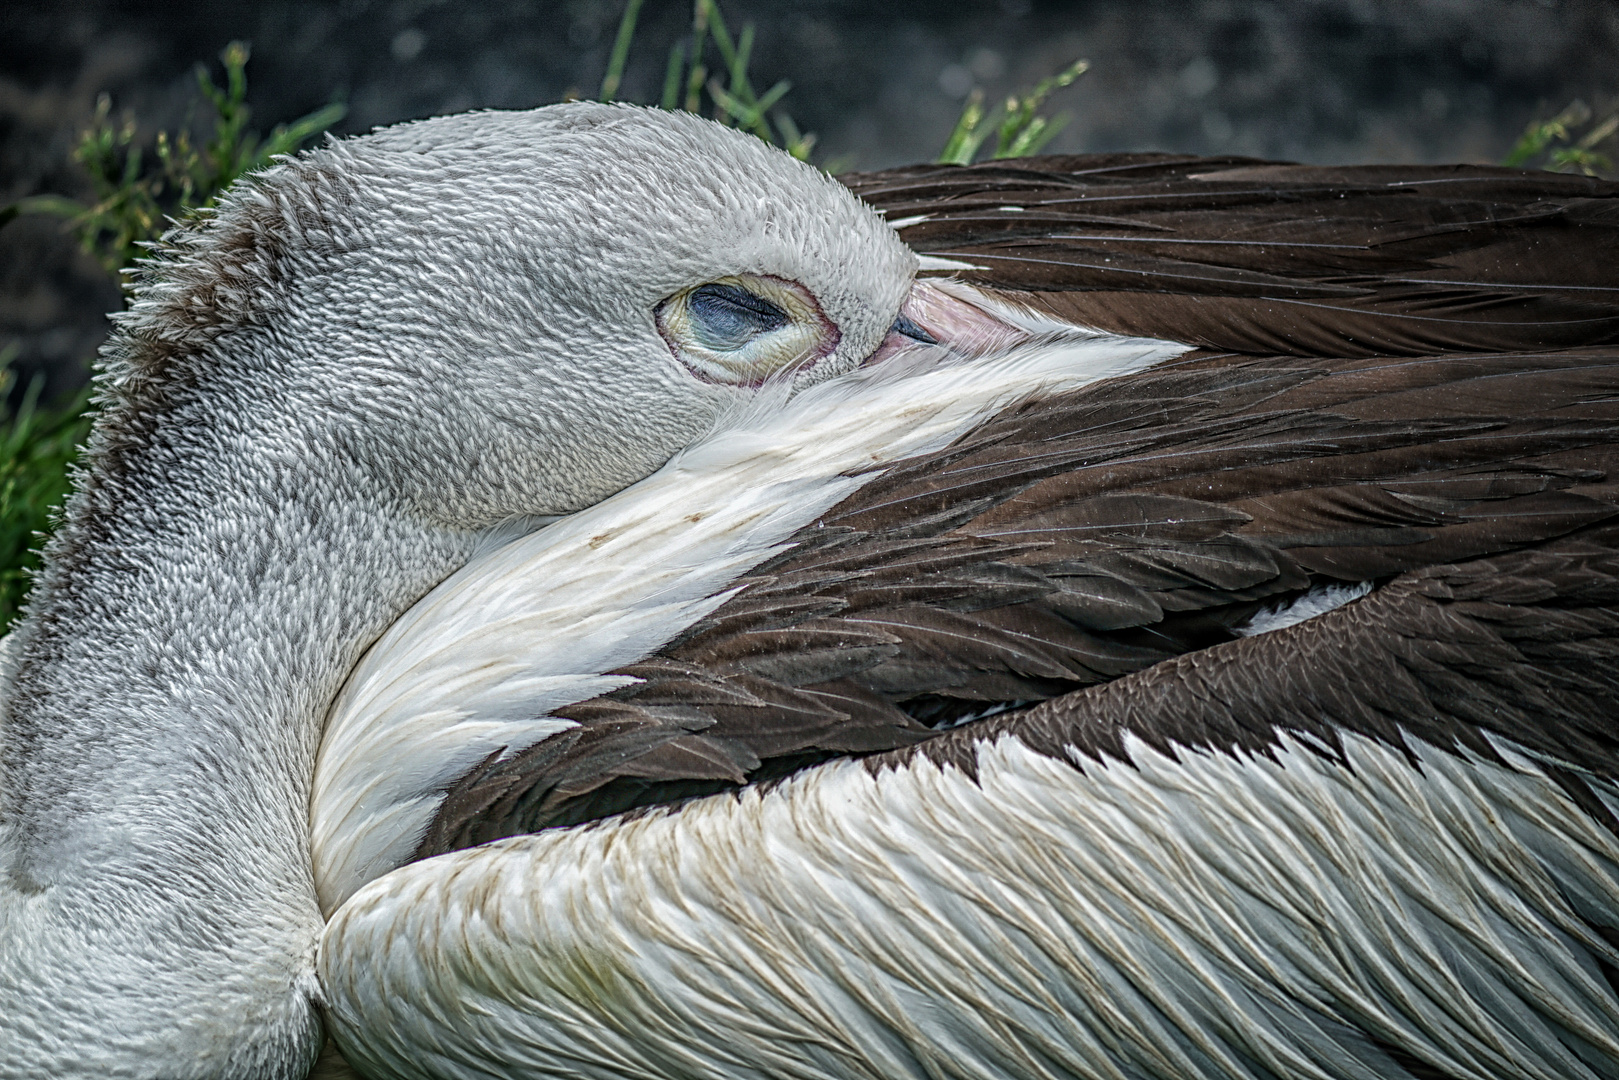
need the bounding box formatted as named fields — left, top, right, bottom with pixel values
left=4, top=102, right=1619, bottom=1080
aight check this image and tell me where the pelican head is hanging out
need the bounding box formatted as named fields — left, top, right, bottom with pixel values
left=0, top=104, right=920, bottom=1079
left=121, top=103, right=918, bottom=525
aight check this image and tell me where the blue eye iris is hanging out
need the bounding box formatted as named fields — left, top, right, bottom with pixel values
left=688, top=283, right=789, bottom=351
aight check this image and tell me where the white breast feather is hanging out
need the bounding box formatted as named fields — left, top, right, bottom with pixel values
left=1236, top=581, right=1375, bottom=637
left=311, top=329, right=1190, bottom=912
left=320, top=731, right=1619, bottom=1080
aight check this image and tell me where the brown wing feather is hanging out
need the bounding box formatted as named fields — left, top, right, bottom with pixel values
left=841, top=155, right=1619, bottom=356
left=883, top=529, right=1619, bottom=830
left=420, top=345, right=1619, bottom=853
left=419, top=157, right=1619, bottom=853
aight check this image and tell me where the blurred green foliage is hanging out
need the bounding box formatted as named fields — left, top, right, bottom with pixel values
left=0, top=347, right=93, bottom=630
left=4, top=41, right=344, bottom=274
left=600, top=0, right=1088, bottom=168
left=1503, top=99, right=1618, bottom=177
left=938, top=59, right=1090, bottom=165
left=0, top=42, right=342, bottom=630
left=599, top=0, right=818, bottom=160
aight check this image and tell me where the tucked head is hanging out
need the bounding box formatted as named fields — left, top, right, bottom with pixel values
left=2, top=103, right=925, bottom=1080
left=106, top=102, right=920, bottom=528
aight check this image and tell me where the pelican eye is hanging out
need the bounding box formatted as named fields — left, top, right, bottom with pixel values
left=657, top=274, right=839, bottom=387
left=688, top=284, right=789, bottom=350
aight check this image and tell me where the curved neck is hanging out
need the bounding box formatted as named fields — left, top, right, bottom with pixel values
left=0, top=387, right=478, bottom=1077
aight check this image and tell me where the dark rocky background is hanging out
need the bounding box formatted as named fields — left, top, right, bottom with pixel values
left=3, top=0, right=1616, bottom=400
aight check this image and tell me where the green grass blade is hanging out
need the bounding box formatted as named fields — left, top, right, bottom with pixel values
left=707, top=77, right=786, bottom=140
left=938, top=90, right=986, bottom=165
left=684, top=0, right=711, bottom=113
left=661, top=40, right=686, bottom=110
left=599, top=0, right=646, bottom=101
left=991, top=58, right=1088, bottom=159
left=706, top=0, right=737, bottom=68
left=994, top=95, right=1030, bottom=158
left=1578, top=112, right=1619, bottom=151
left=0, top=194, right=87, bottom=231
left=775, top=111, right=816, bottom=160
left=754, top=78, right=790, bottom=109
left=1010, top=113, right=1068, bottom=157
left=260, top=103, right=347, bottom=162
left=731, top=23, right=755, bottom=103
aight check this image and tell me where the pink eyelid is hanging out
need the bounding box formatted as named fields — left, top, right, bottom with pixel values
left=866, top=281, right=1027, bottom=366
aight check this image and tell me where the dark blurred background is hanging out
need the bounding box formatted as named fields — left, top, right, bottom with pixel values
left=4, top=0, right=1617, bottom=400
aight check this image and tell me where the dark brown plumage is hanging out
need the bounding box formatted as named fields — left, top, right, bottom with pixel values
left=418, top=156, right=1619, bottom=858
left=850, top=155, right=1619, bottom=356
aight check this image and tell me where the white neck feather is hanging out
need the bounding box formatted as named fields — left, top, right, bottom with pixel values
left=0, top=383, right=480, bottom=1077
left=0, top=102, right=1034, bottom=1078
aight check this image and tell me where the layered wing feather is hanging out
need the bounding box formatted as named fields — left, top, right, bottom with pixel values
left=845, top=155, right=1619, bottom=357
left=421, top=344, right=1619, bottom=852
left=335, top=153, right=1619, bottom=1080
left=891, top=529, right=1619, bottom=811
